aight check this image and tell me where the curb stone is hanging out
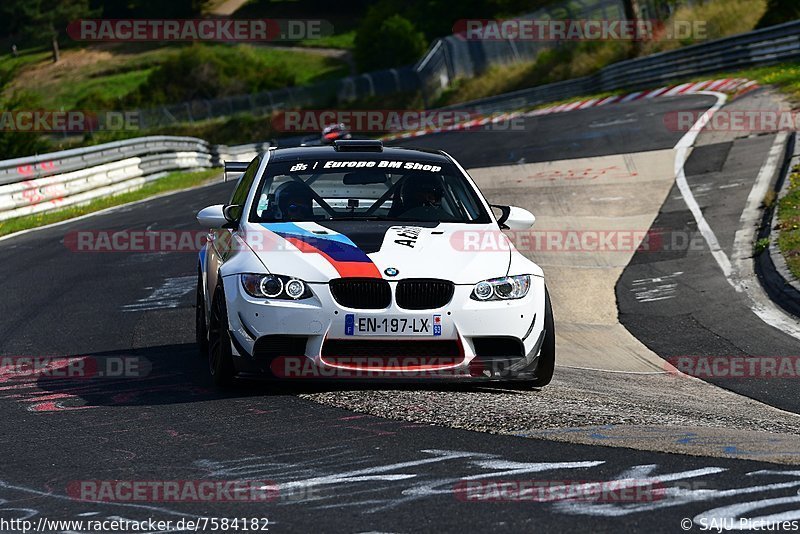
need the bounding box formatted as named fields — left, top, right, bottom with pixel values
left=756, top=131, right=800, bottom=317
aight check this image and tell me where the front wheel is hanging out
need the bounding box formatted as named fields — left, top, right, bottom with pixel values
left=207, top=285, right=236, bottom=387
left=529, top=287, right=555, bottom=387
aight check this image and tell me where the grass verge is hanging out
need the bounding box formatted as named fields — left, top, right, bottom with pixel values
left=434, top=0, right=767, bottom=107
left=707, top=63, right=800, bottom=104
left=777, top=164, right=800, bottom=280
left=298, top=30, right=356, bottom=49
left=2, top=43, right=348, bottom=110
left=0, top=168, right=220, bottom=239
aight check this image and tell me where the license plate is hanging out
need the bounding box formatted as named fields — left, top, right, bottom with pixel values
left=345, top=314, right=442, bottom=336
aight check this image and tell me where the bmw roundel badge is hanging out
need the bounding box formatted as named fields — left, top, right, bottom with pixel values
left=384, top=267, right=399, bottom=277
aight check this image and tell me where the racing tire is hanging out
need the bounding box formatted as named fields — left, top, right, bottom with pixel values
left=195, top=270, right=208, bottom=357
left=207, top=284, right=236, bottom=388
left=529, top=287, right=555, bottom=387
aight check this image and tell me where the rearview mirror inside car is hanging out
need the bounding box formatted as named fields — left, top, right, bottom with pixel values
left=342, top=172, right=389, bottom=185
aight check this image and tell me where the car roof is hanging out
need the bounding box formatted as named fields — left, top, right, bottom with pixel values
left=266, top=145, right=452, bottom=165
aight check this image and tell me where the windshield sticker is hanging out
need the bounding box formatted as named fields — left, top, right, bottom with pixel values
left=317, top=161, right=442, bottom=172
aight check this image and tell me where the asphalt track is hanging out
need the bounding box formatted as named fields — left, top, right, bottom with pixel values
left=3, top=93, right=800, bottom=532
left=398, top=95, right=715, bottom=167
left=617, top=132, right=800, bottom=413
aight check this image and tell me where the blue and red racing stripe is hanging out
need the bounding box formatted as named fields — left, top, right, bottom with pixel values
left=261, top=222, right=381, bottom=278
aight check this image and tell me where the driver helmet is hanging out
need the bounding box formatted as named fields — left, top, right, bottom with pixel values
left=274, top=181, right=314, bottom=220
left=400, top=174, right=443, bottom=209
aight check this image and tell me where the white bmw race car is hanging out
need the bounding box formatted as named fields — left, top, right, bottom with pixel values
left=196, top=140, right=554, bottom=386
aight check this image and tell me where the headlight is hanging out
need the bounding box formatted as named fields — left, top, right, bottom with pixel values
left=241, top=274, right=312, bottom=300
left=470, top=275, right=531, bottom=301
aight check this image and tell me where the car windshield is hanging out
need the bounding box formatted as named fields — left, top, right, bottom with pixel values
left=249, top=157, right=491, bottom=223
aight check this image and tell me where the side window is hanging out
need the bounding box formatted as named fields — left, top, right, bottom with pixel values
left=227, top=157, right=260, bottom=221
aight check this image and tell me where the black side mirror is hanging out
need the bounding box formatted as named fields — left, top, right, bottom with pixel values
left=491, top=204, right=511, bottom=229
left=222, top=205, right=242, bottom=228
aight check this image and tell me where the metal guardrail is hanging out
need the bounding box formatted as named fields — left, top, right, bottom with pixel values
left=415, top=0, right=626, bottom=104
left=439, top=19, right=800, bottom=114
left=596, top=19, right=800, bottom=91
left=212, top=141, right=272, bottom=167
left=136, top=65, right=420, bottom=129
left=0, top=136, right=210, bottom=186
left=0, top=137, right=269, bottom=222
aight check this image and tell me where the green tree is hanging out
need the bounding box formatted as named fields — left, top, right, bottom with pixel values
left=357, top=0, right=554, bottom=43
left=354, top=13, right=428, bottom=72
left=0, top=0, right=96, bottom=62
left=757, top=0, right=800, bottom=28
left=91, top=0, right=209, bottom=19
left=0, top=92, right=50, bottom=159
left=128, top=45, right=296, bottom=105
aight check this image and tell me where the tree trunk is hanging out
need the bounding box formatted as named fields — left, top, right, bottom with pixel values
left=623, top=0, right=642, bottom=20
left=623, top=0, right=643, bottom=58
left=51, top=29, right=60, bottom=63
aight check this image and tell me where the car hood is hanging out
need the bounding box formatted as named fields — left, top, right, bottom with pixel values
left=241, top=221, right=512, bottom=284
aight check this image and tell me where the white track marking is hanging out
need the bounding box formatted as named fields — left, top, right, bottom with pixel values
left=696, top=494, right=800, bottom=530
left=121, top=275, right=196, bottom=312
left=674, top=91, right=800, bottom=340
left=674, top=92, right=732, bottom=277
left=557, top=366, right=668, bottom=375
left=0, top=480, right=199, bottom=519
left=630, top=272, right=683, bottom=303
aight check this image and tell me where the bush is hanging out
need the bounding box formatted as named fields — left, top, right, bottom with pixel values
left=354, top=12, right=427, bottom=72
left=0, top=92, right=51, bottom=158
left=74, top=88, right=120, bottom=111
left=81, top=112, right=278, bottom=147
left=126, top=45, right=296, bottom=106
left=94, top=0, right=208, bottom=18
left=757, top=0, right=800, bottom=28
left=754, top=237, right=771, bottom=255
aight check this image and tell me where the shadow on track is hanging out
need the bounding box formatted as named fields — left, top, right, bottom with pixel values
left=26, top=344, right=533, bottom=410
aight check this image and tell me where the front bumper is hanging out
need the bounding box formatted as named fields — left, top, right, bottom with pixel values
left=222, top=274, right=547, bottom=380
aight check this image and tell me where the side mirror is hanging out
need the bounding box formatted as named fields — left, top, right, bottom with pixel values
left=197, top=205, right=228, bottom=228
left=492, top=205, right=535, bottom=230
left=222, top=204, right=242, bottom=222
